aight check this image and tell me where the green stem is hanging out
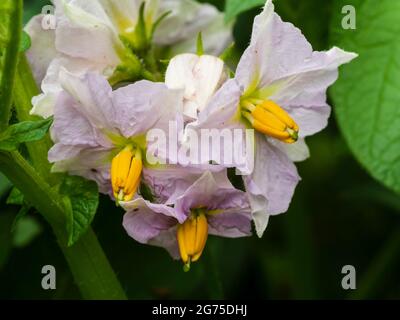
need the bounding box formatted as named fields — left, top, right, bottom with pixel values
left=13, top=54, right=56, bottom=183
left=0, top=151, right=127, bottom=299
left=56, top=227, right=127, bottom=300
left=0, top=151, right=64, bottom=228
left=0, top=0, right=22, bottom=131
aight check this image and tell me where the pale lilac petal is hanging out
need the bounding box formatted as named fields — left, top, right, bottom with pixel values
left=236, top=0, right=313, bottom=90
left=208, top=209, right=252, bottom=238
left=31, top=56, right=111, bottom=118
left=186, top=79, right=252, bottom=171
left=192, top=79, right=242, bottom=130
left=175, top=171, right=250, bottom=217
left=98, top=0, right=141, bottom=28
left=122, top=199, right=180, bottom=258
left=286, top=104, right=331, bottom=138
left=49, top=89, right=113, bottom=194
left=269, top=138, right=310, bottom=162
left=234, top=1, right=357, bottom=139
left=49, top=145, right=112, bottom=193
left=168, top=11, right=233, bottom=56
left=25, top=15, right=57, bottom=85
left=244, top=134, right=300, bottom=237
left=149, top=226, right=180, bottom=260
left=143, top=164, right=225, bottom=205
left=124, top=209, right=173, bottom=245
left=54, top=0, right=121, bottom=65
left=58, top=70, right=119, bottom=132
left=50, top=91, right=109, bottom=147
left=155, top=0, right=231, bottom=55
left=112, top=81, right=183, bottom=138
left=236, top=0, right=357, bottom=102
left=121, top=197, right=183, bottom=223
left=270, top=48, right=358, bottom=107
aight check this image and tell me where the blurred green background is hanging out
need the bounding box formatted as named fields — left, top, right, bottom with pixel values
left=1, top=0, right=399, bottom=300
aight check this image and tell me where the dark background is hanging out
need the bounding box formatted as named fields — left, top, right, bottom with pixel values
left=0, top=0, right=399, bottom=299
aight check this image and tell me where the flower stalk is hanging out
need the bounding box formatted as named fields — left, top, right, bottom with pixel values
left=1, top=52, right=128, bottom=299
left=0, top=150, right=127, bottom=300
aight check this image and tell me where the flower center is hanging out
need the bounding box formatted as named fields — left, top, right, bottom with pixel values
left=111, top=145, right=143, bottom=203
left=241, top=99, right=299, bottom=143
left=177, top=208, right=209, bottom=272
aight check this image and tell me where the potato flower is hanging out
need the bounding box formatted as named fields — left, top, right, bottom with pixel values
left=122, top=171, right=252, bottom=270
left=48, top=70, right=182, bottom=203
left=186, top=0, right=358, bottom=236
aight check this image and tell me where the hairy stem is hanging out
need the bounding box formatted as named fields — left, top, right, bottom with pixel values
left=0, top=151, right=127, bottom=299
left=0, top=0, right=22, bottom=131
left=13, top=54, right=56, bottom=184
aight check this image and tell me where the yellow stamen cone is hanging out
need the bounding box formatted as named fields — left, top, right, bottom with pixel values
left=111, top=145, right=143, bottom=203
left=242, top=100, right=299, bottom=143
left=177, top=211, right=208, bottom=271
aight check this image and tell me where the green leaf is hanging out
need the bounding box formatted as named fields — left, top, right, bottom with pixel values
left=60, top=175, right=99, bottom=247
left=0, top=0, right=22, bottom=131
left=0, top=118, right=53, bottom=151
left=225, top=0, right=265, bottom=22
left=330, top=0, right=400, bottom=194
left=6, top=187, right=24, bottom=205
left=19, top=30, right=31, bottom=52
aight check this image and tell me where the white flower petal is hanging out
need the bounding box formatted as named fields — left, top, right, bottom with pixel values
left=244, top=134, right=300, bottom=237
left=165, top=53, right=227, bottom=119
left=269, top=138, right=310, bottom=162
left=169, top=11, right=233, bottom=56
left=55, top=0, right=121, bottom=65
left=25, top=15, right=57, bottom=85
left=155, top=0, right=227, bottom=49
left=30, top=55, right=112, bottom=118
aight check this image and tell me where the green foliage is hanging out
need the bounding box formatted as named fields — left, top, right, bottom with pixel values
left=60, top=175, right=99, bottom=247
left=225, top=0, right=265, bottom=22
left=330, top=0, right=400, bottom=194
left=6, top=187, right=24, bottom=205
left=0, top=0, right=22, bottom=131
left=19, top=30, right=31, bottom=52
left=0, top=118, right=52, bottom=151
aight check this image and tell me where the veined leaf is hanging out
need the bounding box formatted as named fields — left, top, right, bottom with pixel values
left=0, top=0, right=22, bottom=131
left=0, top=118, right=53, bottom=151
left=60, top=175, right=99, bottom=247
left=330, top=0, right=400, bottom=194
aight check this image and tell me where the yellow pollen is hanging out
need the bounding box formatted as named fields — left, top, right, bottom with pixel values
left=111, top=145, right=143, bottom=203
left=242, top=100, right=299, bottom=143
left=177, top=210, right=208, bottom=272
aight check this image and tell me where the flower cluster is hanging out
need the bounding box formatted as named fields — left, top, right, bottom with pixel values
left=27, top=0, right=356, bottom=270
